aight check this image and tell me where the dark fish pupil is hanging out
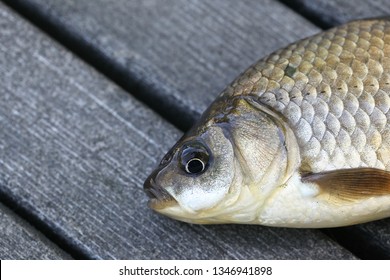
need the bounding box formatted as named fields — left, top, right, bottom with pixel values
left=180, top=141, right=210, bottom=176
left=186, top=158, right=205, bottom=174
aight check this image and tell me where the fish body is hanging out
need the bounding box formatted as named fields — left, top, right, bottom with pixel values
left=144, top=19, right=390, bottom=227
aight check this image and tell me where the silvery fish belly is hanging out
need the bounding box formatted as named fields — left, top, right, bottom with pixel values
left=144, top=19, right=390, bottom=228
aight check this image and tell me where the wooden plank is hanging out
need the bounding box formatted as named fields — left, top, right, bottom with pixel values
left=0, top=3, right=355, bottom=259
left=284, top=0, right=390, bottom=27
left=4, top=0, right=320, bottom=130
left=0, top=204, right=70, bottom=259
left=324, top=221, right=390, bottom=259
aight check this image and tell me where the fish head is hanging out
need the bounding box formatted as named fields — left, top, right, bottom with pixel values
left=144, top=96, right=299, bottom=224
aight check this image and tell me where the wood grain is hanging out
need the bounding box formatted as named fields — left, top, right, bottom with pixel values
left=0, top=3, right=355, bottom=259
left=0, top=204, right=70, bottom=259
left=286, top=0, right=390, bottom=27
left=3, top=0, right=320, bottom=130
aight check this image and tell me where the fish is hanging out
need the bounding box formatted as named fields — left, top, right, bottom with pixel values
left=144, top=19, right=390, bottom=228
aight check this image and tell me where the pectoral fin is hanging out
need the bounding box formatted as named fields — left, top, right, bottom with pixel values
left=301, top=168, right=390, bottom=201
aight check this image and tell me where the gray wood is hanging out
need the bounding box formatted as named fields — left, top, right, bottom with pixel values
left=0, top=204, right=70, bottom=259
left=287, top=0, right=390, bottom=27
left=6, top=0, right=320, bottom=128
left=0, top=3, right=355, bottom=259
left=324, top=220, right=390, bottom=259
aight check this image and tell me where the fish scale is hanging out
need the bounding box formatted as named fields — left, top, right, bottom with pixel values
left=223, top=19, right=390, bottom=173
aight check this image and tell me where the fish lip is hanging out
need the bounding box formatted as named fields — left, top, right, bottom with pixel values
left=144, top=173, right=177, bottom=209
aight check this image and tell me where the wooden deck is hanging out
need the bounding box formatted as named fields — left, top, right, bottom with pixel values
left=0, top=0, right=389, bottom=259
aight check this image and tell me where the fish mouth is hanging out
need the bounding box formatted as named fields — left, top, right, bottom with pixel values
left=144, top=173, right=177, bottom=210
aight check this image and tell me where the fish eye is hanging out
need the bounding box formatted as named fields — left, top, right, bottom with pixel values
left=185, top=158, right=205, bottom=174
left=179, top=142, right=210, bottom=175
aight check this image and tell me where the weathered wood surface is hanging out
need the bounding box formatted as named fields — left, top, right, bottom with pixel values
left=0, top=204, right=70, bottom=259
left=0, top=3, right=356, bottom=259
left=4, top=0, right=320, bottom=130
left=286, top=0, right=390, bottom=27
left=6, top=0, right=390, bottom=259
